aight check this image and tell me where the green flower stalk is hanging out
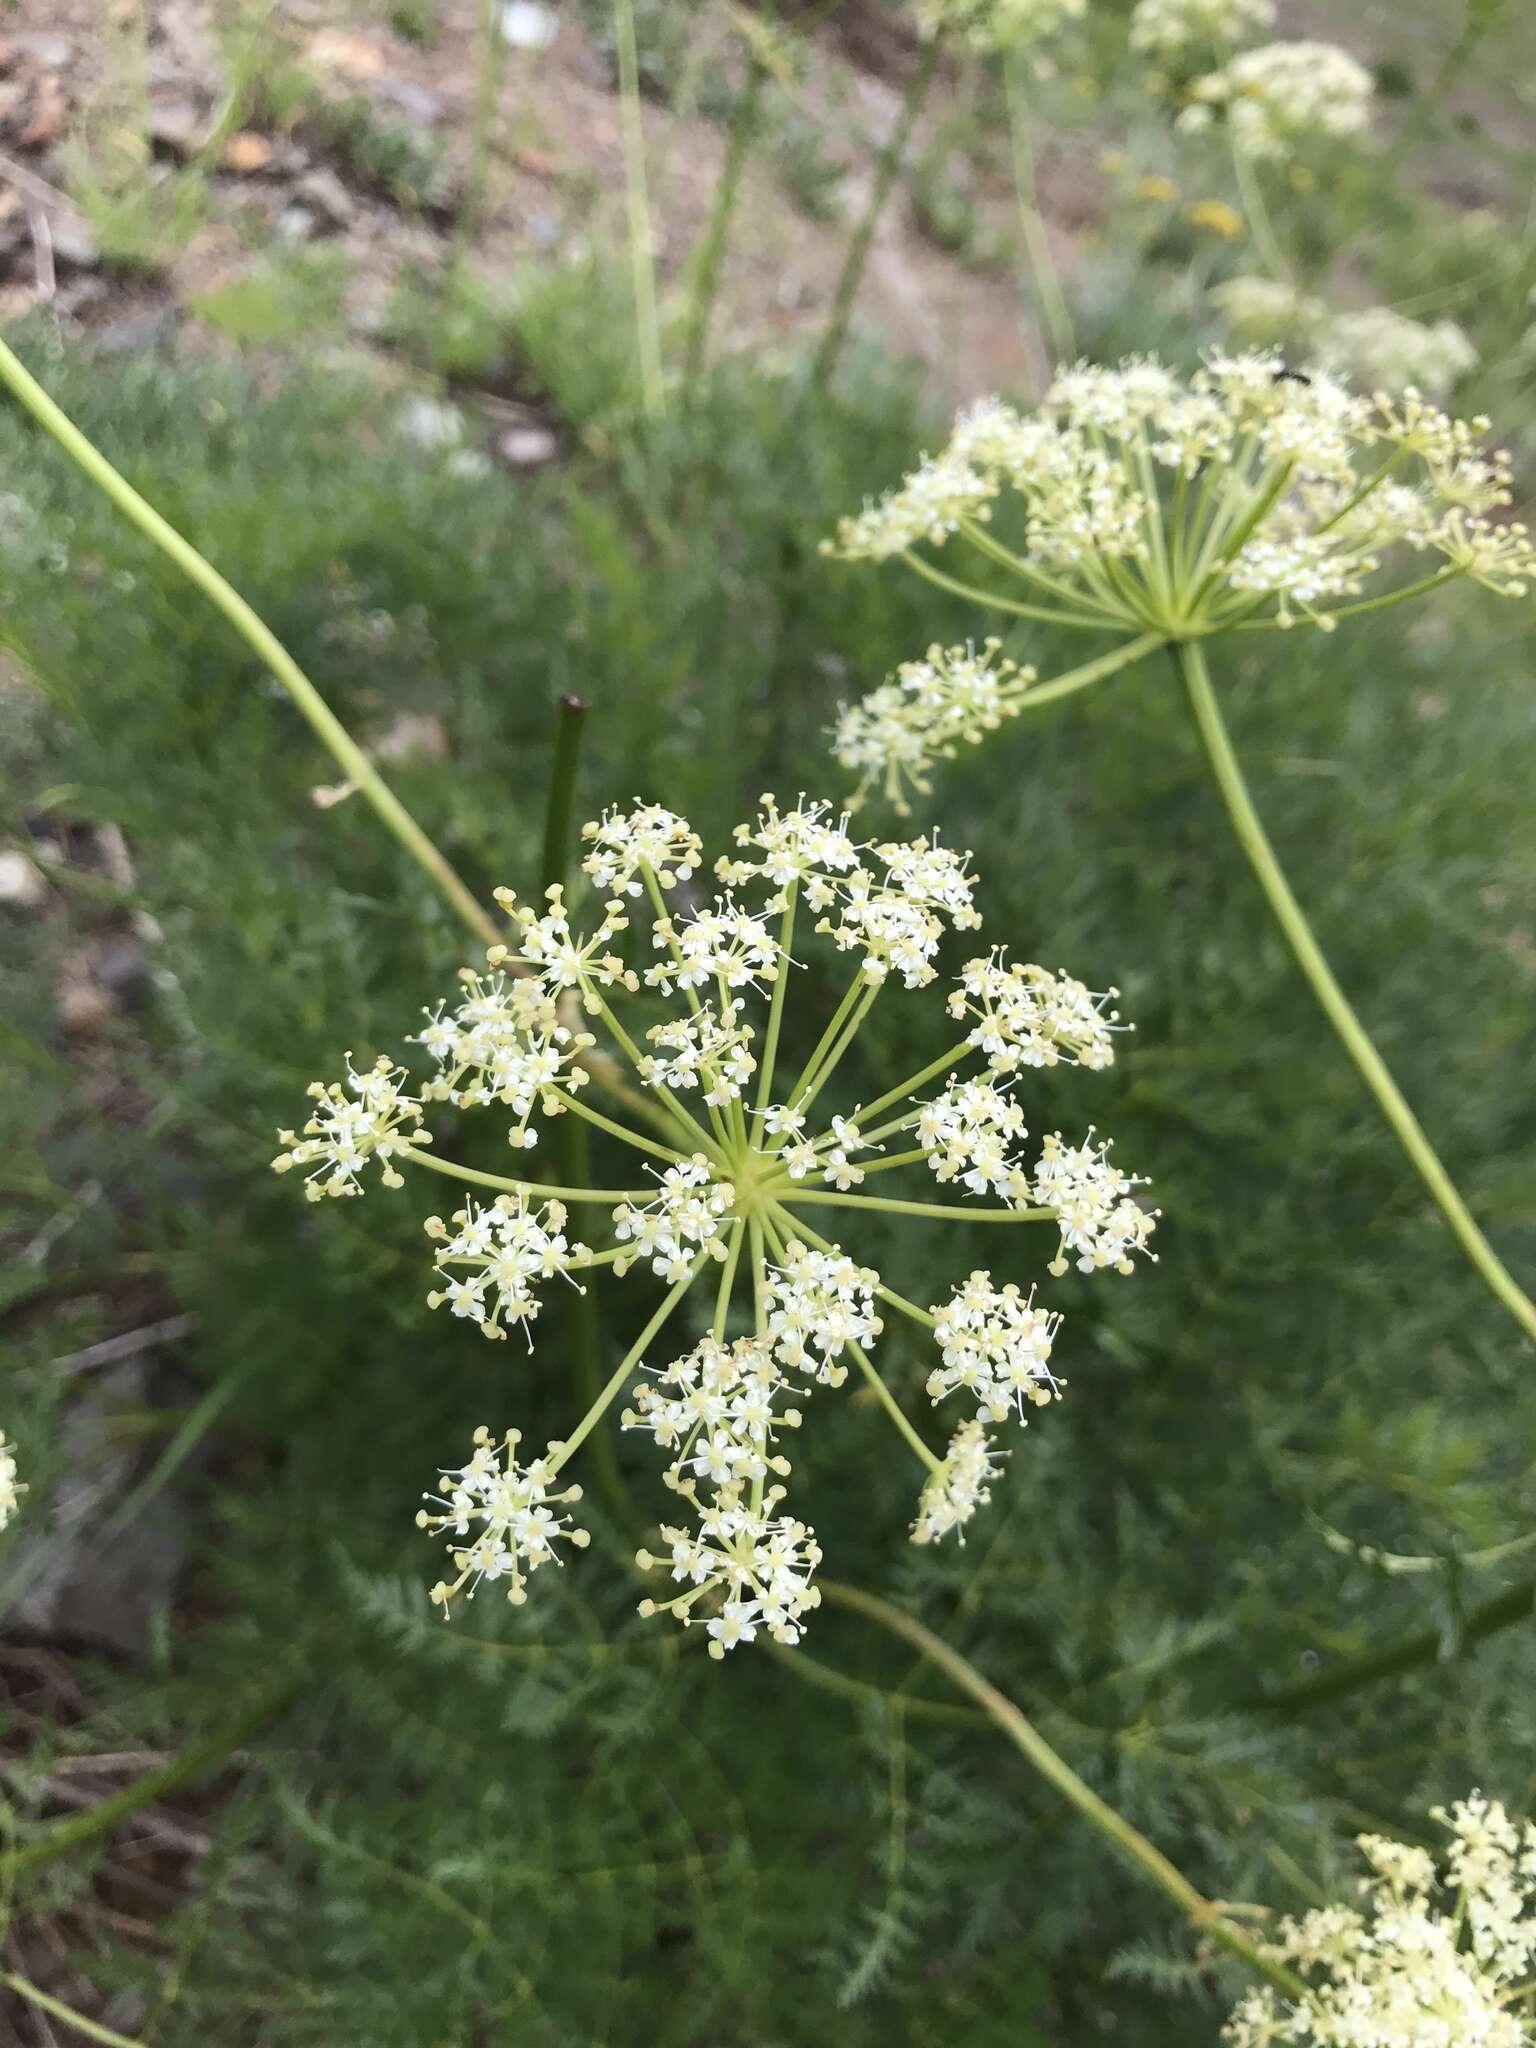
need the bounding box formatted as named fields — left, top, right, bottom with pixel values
left=824, top=352, right=1536, bottom=1345
left=273, top=798, right=1158, bottom=1652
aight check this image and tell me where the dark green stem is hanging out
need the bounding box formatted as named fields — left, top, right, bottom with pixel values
left=681, top=60, right=765, bottom=386
left=7, top=1678, right=295, bottom=1879
left=812, top=36, right=942, bottom=390
left=1249, top=1573, right=1536, bottom=1715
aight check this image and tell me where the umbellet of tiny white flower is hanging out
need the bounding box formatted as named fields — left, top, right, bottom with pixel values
left=274, top=799, right=1156, bottom=1650
left=911, top=0, right=1084, bottom=55
left=417, top=1425, right=590, bottom=1614
left=1129, top=0, right=1274, bottom=62
left=0, top=1428, right=24, bottom=1531
left=910, top=1419, right=1004, bottom=1544
left=822, top=352, right=1533, bottom=807
left=1225, top=1792, right=1536, bottom=2048
left=834, top=640, right=1034, bottom=813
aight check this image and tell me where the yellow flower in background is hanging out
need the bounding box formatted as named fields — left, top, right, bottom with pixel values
left=1185, top=197, right=1243, bottom=236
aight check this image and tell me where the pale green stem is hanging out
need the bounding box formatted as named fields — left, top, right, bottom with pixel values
left=1276, top=565, right=1461, bottom=627
left=853, top=1040, right=975, bottom=1129
left=783, top=1189, right=1052, bottom=1224
left=1, top=1974, right=147, bottom=2048
left=0, top=335, right=500, bottom=949
left=1004, top=51, right=1075, bottom=363
left=547, top=1085, right=692, bottom=1165
left=587, top=992, right=721, bottom=1157
left=818, top=1581, right=1310, bottom=2002
left=857, top=1148, right=929, bottom=1175
left=766, top=968, right=868, bottom=1149
left=1011, top=633, right=1169, bottom=715
left=614, top=0, right=666, bottom=418
left=641, top=865, right=732, bottom=1149
left=957, top=519, right=1100, bottom=615
left=1188, top=458, right=1295, bottom=607
left=788, top=982, right=881, bottom=1124
left=899, top=547, right=1118, bottom=630
left=402, top=1148, right=645, bottom=1204
left=755, top=886, right=798, bottom=1113
left=1178, top=638, right=1536, bottom=1346
left=846, top=1341, right=941, bottom=1473
left=1230, top=135, right=1290, bottom=284
left=549, top=1263, right=702, bottom=1473
left=712, top=1219, right=745, bottom=1339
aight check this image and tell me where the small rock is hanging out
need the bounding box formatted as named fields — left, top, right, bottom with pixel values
left=276, top=205, right=315, bottom=245
left=56, top=972, right=113, bottom=1036
left=49, top=219, right=99, bottom=270
left=500, top=1, right=558, bottom=50
left=401, top=395, right=464, bottom=448
left=379, top=77, right=442, bottom=124
left=223, top=130, right=273, bottom=173
left=96, top=306, right=179, bottom=353
left=498, top=424, right=558, bottom=467
left=0, top=848, right=46, bottom=908
left=10, top=32, right=71, bottom=69
left=149, top=99, right=206, bottom=158
left=92, top=937, right=152, bottom=1007
left=296, top=166, right=357, bottom=227
left=306, top=27, right=385, bottom=82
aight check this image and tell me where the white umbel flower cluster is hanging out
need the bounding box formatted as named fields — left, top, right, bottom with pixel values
left=825, top=354, right=1532, bottom=801
left=272, top=1055, right=430, bottom=1199
left=1226, top=1792, right=1536, bottom=2048
left=1182, top=40, right=1374, bottom=159
left=1214, top=280, right=1478, bottom=401
left=425, top=1193, right=590, bottom=1339
left=276, top=797, right=1155, bottom=1647
left=911, top=1420, right=1003, bottom=1544
left=0, top=1429, right=23, bottom=1530
left=1130, top=0, right=1273, bottom=60
left=913, top=0, right=1084, bottom=54
left=417, top=1426, right=591, bottom=1614
left=929, top=1271, right=1063, bottom=1421
left=1321, top=308, right=1479, bottom=401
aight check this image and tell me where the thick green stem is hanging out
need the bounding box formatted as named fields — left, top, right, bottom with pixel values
left=1177, top=640, right=1536, bottom=1345
left=0, top=336, right=500, bottom=949
left=819, top=1582, right=1308, bottom=2000
left=812, top=36, right=941, bottom=390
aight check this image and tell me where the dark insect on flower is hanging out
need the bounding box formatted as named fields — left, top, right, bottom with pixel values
left=1272, top=366, right=1313, bottom=386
